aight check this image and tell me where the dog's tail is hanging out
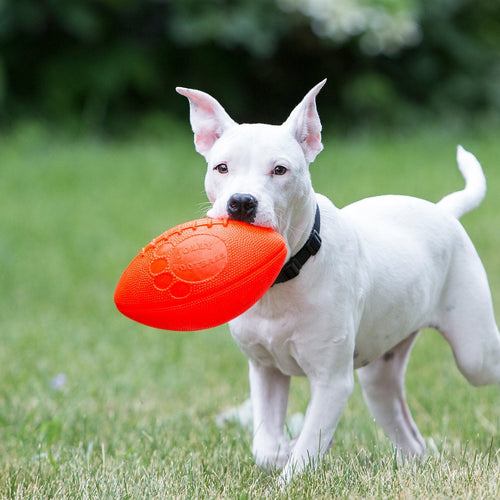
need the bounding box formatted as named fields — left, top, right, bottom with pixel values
left=437, top=146, right=486, bottom=219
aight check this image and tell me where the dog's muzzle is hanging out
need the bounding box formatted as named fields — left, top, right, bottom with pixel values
left=227, top=193, right=258, bottom=224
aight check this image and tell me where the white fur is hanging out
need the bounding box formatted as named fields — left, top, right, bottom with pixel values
left=177, top=82, right=500, bottom=483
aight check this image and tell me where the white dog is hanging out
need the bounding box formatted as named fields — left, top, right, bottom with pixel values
left=177, top=81, right=500, bottom=483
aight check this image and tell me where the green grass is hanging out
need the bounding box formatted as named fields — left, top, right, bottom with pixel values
left=1, top=121, right=499, bottom=498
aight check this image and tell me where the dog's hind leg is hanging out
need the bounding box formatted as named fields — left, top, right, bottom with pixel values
left=437, top=249, right=500, bottom=387
left=357, top=332, right=426, bottom=457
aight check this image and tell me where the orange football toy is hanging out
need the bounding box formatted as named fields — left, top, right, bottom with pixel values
left=114, top=218, right=287, bottom=331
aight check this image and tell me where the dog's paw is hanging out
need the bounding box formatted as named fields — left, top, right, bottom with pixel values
left=253, top=443, right=291, bottom=471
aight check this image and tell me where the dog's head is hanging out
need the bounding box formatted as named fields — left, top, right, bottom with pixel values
left=176, top=81, right=326, bottom=237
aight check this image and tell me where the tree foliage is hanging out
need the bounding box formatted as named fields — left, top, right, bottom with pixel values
left=0, top=0, right=498, bottom=131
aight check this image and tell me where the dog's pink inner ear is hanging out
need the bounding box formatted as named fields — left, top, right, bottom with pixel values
left=190, top=102, right=229, bottom=155
left=306, top=132, right=322, bottom=154
left=295, top=108, right=323, bottom=163
left=195, top=130, right=221, bottom=154
left=284, top=80, right=326, bottom=163
left=177, top=86, right=236, bottom=157
left=302, top=98, right=323, bottom=153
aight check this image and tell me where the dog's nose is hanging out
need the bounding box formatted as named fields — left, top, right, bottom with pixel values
left=227, top=193, right=258, bottom=223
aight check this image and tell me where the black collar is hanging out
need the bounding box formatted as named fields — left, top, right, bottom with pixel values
left=273, top=204, right=322, bottom=285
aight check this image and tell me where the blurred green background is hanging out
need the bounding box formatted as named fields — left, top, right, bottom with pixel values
left=1, top=1, right=500, bottom=497
left=1, top=0, right=499, bottom=133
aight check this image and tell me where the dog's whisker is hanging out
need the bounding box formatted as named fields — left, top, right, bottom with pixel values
left=197, top=201, right=213, bottom=218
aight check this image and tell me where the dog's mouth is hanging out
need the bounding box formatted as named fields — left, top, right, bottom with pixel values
left=207, top=196, right=277, bottom=230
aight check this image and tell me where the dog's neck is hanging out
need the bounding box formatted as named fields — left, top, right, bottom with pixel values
left=274, top=201, right=321, bottom=285
left=284, top=193, right=319, bottom=256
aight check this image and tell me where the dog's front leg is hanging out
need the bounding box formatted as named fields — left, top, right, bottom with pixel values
left=280, top=369, right=354, bottom=484
left=249, top=361, right=291, bottom=470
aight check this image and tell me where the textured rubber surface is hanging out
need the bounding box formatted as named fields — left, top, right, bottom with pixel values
left=114, top=218, right=287, bottom=331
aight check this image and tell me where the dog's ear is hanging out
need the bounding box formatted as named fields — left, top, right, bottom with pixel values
left=283, top=79, right=326, bottom=163
left=176, top=87, right=237, bottom=157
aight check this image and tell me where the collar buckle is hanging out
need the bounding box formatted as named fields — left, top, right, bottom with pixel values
left=305, top=229, right=322, bottom=255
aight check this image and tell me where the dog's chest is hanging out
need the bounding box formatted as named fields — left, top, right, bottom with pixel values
left=229, top=312, right=306, bottom=376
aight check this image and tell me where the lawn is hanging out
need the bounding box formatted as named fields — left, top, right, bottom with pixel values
left=0, top=121, right=499, bottom=498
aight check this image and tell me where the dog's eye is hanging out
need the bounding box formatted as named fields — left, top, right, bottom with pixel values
left=214, top=163, right=229, bottom=174
left=273, top=165, right=287, bottom=176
